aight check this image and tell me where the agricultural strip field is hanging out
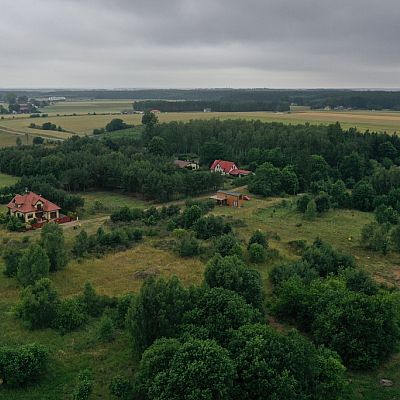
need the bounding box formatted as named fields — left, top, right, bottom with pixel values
left=0, top=109, right=400, bottom=144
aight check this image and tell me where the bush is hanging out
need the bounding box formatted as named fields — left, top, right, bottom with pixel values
left=109, top=376, right=132, bottom=399
left=361, top=222, right=390, bottom=254
left=248, top=230, right=268, bottom=249
left=53, top=297, right=87, bottom=333
left=81, top=282, right=115, bottom=317
left=40, top=223, right=68, bottom=271
left=178, top=234, right=200, bottom=257
left=297, top=194, right=311, bottom=213
left=98, top=315, right=115, bottom=342
left=270, top=261, right=319, bottom=289
left=304, top=199, right=317, bottom=220
left=248, top=243, right=266, bottom=263
left=0, top=344, right=48, bottom=387
left=72, top=369, right=93, bottom=400
left=214, top=234, right=242, bottom=257
left=315, top=192, right=331, bottom=213
left=374, top=204, right=398, bottom=224
left=17, top=278, right=59, bottom=329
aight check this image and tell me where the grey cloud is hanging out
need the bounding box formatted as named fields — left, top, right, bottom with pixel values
left=0, top=0, right=399, bottom=88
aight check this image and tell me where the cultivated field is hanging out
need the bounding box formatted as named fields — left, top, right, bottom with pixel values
left=1, top=104, right=400, bottom=147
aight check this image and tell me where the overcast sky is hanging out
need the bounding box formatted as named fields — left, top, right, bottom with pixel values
left=0, top=0, right=399, bottom=89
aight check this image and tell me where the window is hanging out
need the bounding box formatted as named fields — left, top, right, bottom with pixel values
left=27, top=214, right=33, bottom=219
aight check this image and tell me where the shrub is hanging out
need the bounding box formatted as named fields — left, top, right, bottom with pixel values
left=374, top=204, right=398, bottom=224
left=214, top=234, right=242, bottom=257
left=114, top=293, right=135, bottom=328
left=269, top=261, right=318, bottom=289
left=109, top=376, right=132, bottom=399
left=98, top=315, right=115, bottom=342
left=53, top=297, right=87, bottom=333
left=361, top=223, right=390, bottom=254
left=72, top=230, right=89, bottom=257
left=40, top=223, right=68, bottom=271
left=304, top=199, right=317, bottom=220
left=315, top=192, right=331, bottom=213
left=81, top=282, right=115, bottom=317
left=72, top=369, right=93, bottom=400
left=248, top=243, right=266, bottom=263
left=248, top=230, right=268, bottom=249
left=0, top=344, right=48, bottom=387
left=297, top=194, right=311, bottom=213
left=178, top=234, right=200, bottom=257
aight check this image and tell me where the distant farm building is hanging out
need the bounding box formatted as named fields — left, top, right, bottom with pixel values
left=150, top=109, right=161, bottom=114
left=289, top=105, right=311, bottom=112
left=210, top=190, right=244, bottom=207
left=210, top=160, right=252, bottom=177
left=48, top=96, right=66, bottom=102
left=7, top=192, right=61, bottom=223
left=174, top=159, right=199, bottom=170
left=203, top=108, right=212, bottom=113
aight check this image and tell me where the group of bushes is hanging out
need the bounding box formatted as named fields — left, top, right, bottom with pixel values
left=3, top=224, right=67, bottom=285
left=72, top=225, right=143, bottom=258
left=121, top=253, right=348, bottom=400
left=17, top=279, right=131, bottom=334
left=110, top=204, right=180, bottom=225
left=270, top=239, right=399, bottom=369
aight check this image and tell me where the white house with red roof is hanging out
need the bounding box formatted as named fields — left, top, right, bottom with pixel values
left=7, top=192, right=61, bottom=223
left=210, top=160, right=252, bottom=177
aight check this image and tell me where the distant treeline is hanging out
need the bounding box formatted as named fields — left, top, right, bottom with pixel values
left=133, top=100, right=290, bottom=112
left=2, top=89, right=400, bottom=110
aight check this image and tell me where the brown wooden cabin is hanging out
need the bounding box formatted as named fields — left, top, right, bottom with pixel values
left=210, top=190, right=244, bottom=208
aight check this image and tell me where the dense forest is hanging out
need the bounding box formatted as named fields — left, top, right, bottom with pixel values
left=2, top=88, right=400, bottom=110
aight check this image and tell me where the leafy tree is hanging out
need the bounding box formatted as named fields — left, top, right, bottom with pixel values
left=302, top=239, right=355, bottom=277
left=72, top=230, right=90, bottom=258
left=0, top=343, right=48, bottom=387
left=270, top=261, right=318, bottom=289
left=374, top=204, right=398, bottom=224
left=248, top=230, right=267, bottom=249
left=204, top=254, right=264, bottom=310
left=40, top=223, right=68, bottom=271
left=80, top=282, right=113, bottom=317
left=17, top=278, right=59, bottom=329
left=228, top=324, right=347, bottom=400
left=281, top=165, right=299, bottom=194
left=340, top=268, right=378, bottom=295
left=182, top=287, right=261, bottom=345
left=182, top=205, right=202, bottom=228
left=105, top=118, right=129, bottom=132
left=3, top=246, right=23, bottom=277
left=200, top=141, right=225, bottom=166
left=127, top=277, right=189, bottom=354
left=339, top=152, right=365, bottom=183
left=136, top=339, right=235, bottom=400
left=248, top=243, right=266, bottom=263
left=248, top=162, right=282, bottom=196
left=141, top=111, right=158, bottom=129
left=329, top=179, right=349, bottom=208
left=194, top=215, right=230, bottom=239
left=148, top=136, right=166, bottom=155
left=352, top=181, right=376, bottom=211
left=17, top=244, right=50, bottom=287
left=32, top=136, right=44, bottom=145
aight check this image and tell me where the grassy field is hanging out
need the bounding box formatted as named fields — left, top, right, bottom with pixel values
left=43, top=100, right=134, bottom=114
left=0, top=108, right=400, bottom=146
left=0, top=177, right=400, bottom=398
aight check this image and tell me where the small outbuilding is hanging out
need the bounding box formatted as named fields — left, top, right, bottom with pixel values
left=210, top=190, right=244, bottom=208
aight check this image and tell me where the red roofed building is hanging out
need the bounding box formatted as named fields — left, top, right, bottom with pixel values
left=210, top=160, right=252, bottom=177
left=7, top=192, right=61, bottom=223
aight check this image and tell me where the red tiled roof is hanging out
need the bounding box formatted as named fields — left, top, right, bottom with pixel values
left=7, top=192, right=61, bottom=214
left=229, top=169, right=252, bottom=176
left=210, top=160, right=237, bottom=174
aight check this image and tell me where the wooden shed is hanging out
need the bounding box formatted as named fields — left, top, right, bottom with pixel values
left=210, top=190, right=244, bottom=208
